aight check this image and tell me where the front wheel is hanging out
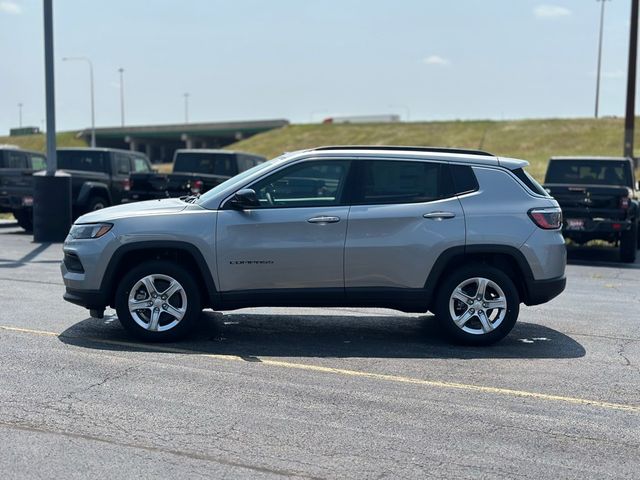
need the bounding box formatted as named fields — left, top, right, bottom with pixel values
left=434, top=264, right=520, bottom=346
left=115, top=260, right=201, bottom=341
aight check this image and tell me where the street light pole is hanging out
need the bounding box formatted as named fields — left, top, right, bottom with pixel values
left=34, top=0, right=71, bottom=242
left=624, top=0, right=639, bottom=161
left=184, top=92, right=190, bottom=124
left=18, top=103, right=23, bottom=127
left=595, top=0, right=610, bottom=119
left=118, top=67, right=125, bottom=127
left=63, top=56, right=95, bottom=147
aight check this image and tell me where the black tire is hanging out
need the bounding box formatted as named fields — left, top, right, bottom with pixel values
left=86, top=195, right=109, bottom=213
left=620, top=220, right=637, bottom=263
left=434, top=264, right=520, bottom=346
left=115, top=260, right=201, bottom=342
left=13, top=209, right=33, bottom=232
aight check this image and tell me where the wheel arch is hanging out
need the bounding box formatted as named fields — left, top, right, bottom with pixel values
left=424, top=245, right=535, bottom=309
left=101, top=241, right=218, bottom=309
left=77, top=182, right=112, bottom=207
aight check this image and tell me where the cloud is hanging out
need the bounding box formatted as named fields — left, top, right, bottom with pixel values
left=422, top=55, right=450, bottom=66
left=534, top=5, right=571, bottom=19
left=0, top=1, right=21, bottom=14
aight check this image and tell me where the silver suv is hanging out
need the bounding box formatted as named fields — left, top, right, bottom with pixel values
left=61, top=146, right=566, bottom=345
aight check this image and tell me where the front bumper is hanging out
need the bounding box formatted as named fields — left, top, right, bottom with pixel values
left=524, top=275, right=566, bottom=306
left=63, top=288, right=108, bottom=310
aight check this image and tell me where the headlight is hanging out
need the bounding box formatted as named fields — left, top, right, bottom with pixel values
left=69, top=223, right=113, bottom=239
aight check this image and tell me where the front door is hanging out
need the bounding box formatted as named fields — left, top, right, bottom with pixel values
left=216, top=159, right=352, bottom=292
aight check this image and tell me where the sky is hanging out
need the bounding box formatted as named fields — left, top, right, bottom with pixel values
left=0, top=0, right=636, bottom=134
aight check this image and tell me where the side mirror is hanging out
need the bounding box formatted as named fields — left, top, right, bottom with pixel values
left=230, top=188, right=260, bottom=209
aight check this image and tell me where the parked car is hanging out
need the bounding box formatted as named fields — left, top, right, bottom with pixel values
left=543, top=156, right=639, bottom=262
left=0, top=147, right=46, bottom=231
left=61, top=146, right=566, bottom=345
left=56, top=148, right=153, bottom=215
left=126, top=149, right=266, bottom=201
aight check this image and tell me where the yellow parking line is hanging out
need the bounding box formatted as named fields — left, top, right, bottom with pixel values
left=1, top=324, right=639, bottom=413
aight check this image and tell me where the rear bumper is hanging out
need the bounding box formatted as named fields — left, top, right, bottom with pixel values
left=524, top=275, right=566, bottom=306
left=63, top=288, right=108, bottom=310
left=0, top=195, right=33, bottom=211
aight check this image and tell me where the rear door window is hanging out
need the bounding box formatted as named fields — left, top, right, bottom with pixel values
left=115, top=153, right=131, bottom=175
left=353, top=160, right=447, bottom=205
left=2, top=150, right=28, bottom=168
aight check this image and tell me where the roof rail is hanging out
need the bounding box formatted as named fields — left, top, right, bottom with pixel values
left=311, top=145, right=495, bottom=157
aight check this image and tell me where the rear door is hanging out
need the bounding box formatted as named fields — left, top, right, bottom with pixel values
left=344, top=159, right=465, bottom=291
left=216, top=159, right=351, bottom=293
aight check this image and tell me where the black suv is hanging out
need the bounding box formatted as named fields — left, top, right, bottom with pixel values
left=57, top=148, right=153, bottom=215
left=544, top=156, right=639, bottom=262
left=0, top=147, right=47, bottom=231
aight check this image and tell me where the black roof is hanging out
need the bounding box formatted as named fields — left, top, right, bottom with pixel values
left=312, top=145, right=495, bottom=157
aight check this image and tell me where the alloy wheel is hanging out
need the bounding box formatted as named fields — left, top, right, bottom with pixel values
left=128, top=274, right=187, bottom=332
left=448, top=277, right=507, bottom=335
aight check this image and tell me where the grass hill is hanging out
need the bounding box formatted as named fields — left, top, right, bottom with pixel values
left=228, top=117, right=640, bottom=181
left=2, top=117, right=639, bottom=181
left=0, top=132, right=85, bottom=151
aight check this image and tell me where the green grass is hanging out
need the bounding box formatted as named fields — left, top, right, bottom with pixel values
left=227, top=117, right=640, bottom=181
left=0, top=131, right=85, bottom=151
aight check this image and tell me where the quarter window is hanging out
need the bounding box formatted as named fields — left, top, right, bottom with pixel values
left=30, top=155, right=47, bottom=171
left=354, top=160, right=445, bottom=205
left=251, top=160, right=350, bottom=208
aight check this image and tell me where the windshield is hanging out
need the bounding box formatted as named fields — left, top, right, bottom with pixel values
left=58, top=150, right=107, bottom=172
left=545, top=159, right=632, bottom=186
left=196, top=159, right=275, bottom=204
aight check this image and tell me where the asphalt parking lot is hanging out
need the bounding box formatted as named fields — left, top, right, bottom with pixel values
left=0, top=220, right=639, bottom=479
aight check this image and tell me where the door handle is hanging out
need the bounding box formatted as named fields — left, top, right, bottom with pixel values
left=423, top=211, right=456, bottom=220
left=307, top=216, right=340, bottom=224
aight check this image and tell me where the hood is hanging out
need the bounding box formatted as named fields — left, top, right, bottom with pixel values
left=76, top=198, right=189, bottom=224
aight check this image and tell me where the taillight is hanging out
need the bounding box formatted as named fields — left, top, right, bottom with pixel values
left=620, top=197, right=630, bottom=209
left=191, top=179, right=203, bottom=194
left=528, top=207, right=562, bottom=230
left=122, top=178, right=131, bottom=191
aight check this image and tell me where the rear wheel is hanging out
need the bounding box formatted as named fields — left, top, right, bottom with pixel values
left=13, top=209, right=33, bottom=232
left=434, top=264, right=519, bottom=346
left=115, top=260, right=201, bottom=341
left=620, top=220, right=637, bottom=263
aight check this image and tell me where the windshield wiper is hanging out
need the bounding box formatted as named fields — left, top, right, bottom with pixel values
left=181, top=194, right=201, bottom=203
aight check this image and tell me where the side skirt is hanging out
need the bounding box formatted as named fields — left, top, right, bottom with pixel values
left=218, top=288, right=428, bottom=313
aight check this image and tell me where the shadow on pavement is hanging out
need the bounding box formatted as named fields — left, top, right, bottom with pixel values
left=567, top=245, right=640, bottom=269
left=0, top=242, right=55, bottom=268
left=59, top=311, right=586, bottom=360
